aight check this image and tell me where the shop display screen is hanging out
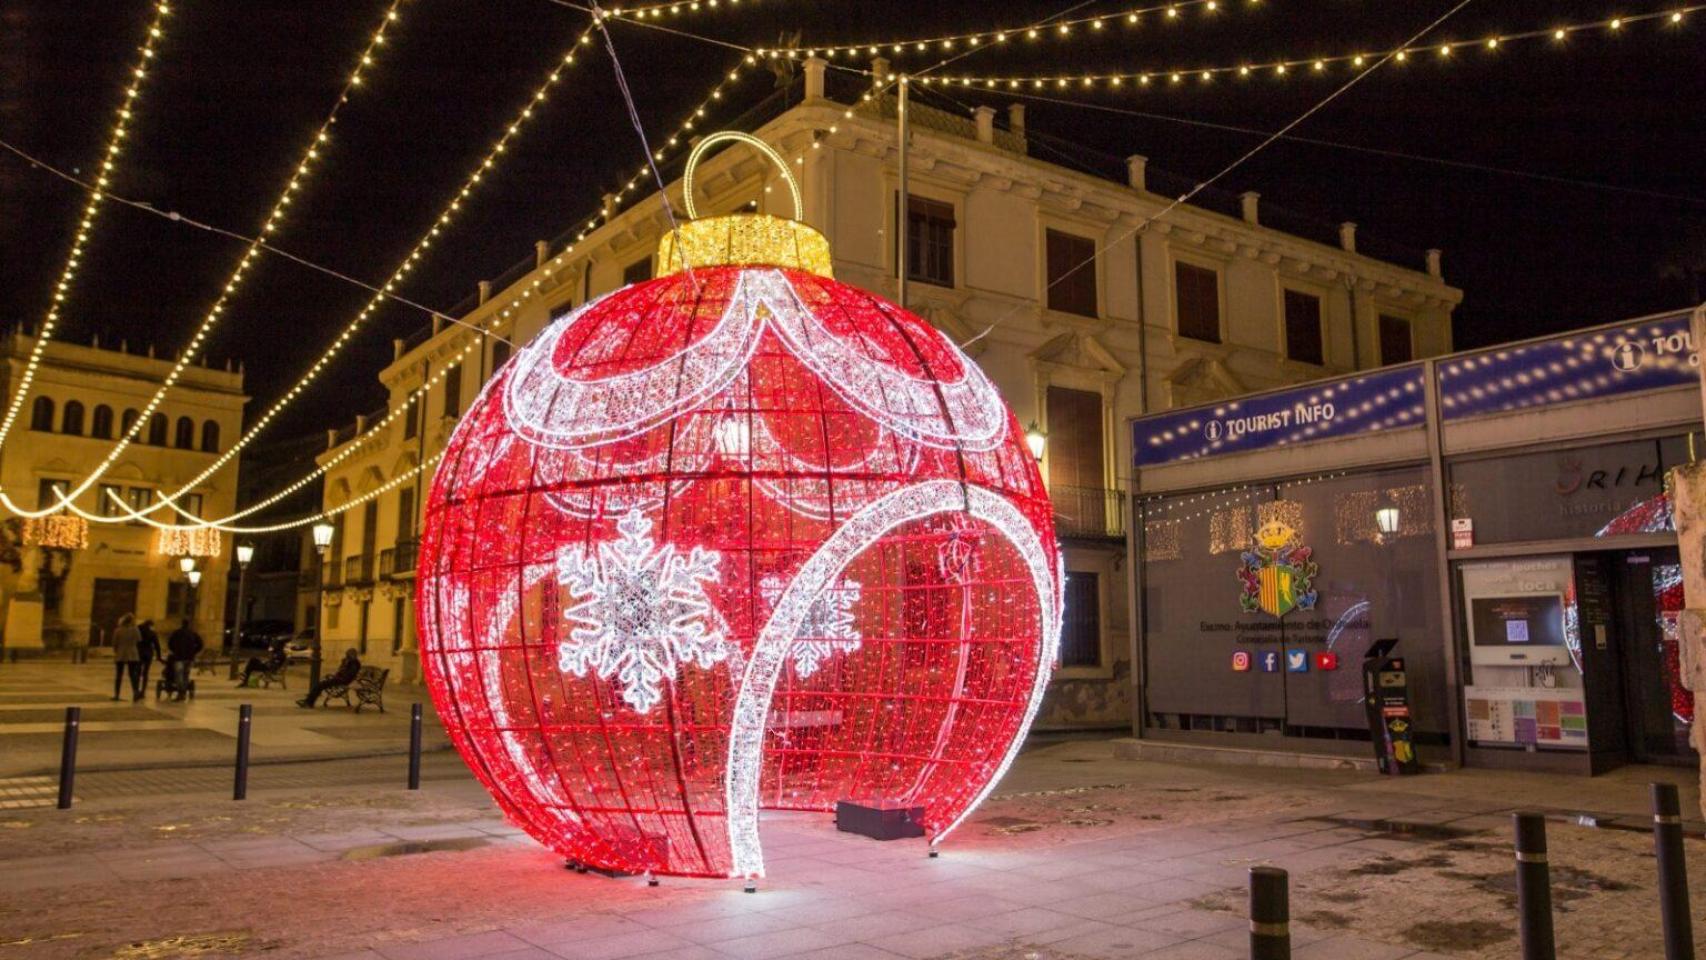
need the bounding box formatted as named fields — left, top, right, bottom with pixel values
left=1470, top=595, right=1565, bottom=648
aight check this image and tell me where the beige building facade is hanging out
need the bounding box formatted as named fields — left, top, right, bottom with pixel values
left=0, top=332, right=246, bottom=656
left=316, top=64, right=1459, bottom=726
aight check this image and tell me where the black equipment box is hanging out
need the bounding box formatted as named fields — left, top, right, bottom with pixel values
left=835, top=800, right=925, bottom=840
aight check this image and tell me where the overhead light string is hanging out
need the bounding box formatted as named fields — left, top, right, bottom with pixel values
left=3, top=0, right=414, bottom=522
left=57, top=19, right=605, bottom=530
left=0, top=0, right=175, bottom=454
left=102, top=54, right=756, bottom=531
left=923, top=6, right=1700, bottom=88
left=959, top=0, right=1482, bottom=350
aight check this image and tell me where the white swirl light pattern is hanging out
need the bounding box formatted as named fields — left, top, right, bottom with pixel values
left=724, top=479, right=1061, bottom=878
left=502, top=269, right=1008, bottom=458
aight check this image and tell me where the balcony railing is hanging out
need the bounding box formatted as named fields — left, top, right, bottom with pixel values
left=1050, top=485, right=1127, bottom=540
left=394, top=539, right=418, bottom=576
left=344, top=553, right=373, bottom=584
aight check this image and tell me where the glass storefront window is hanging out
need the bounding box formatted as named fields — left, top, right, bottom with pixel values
left=1140, top=466, right=1447, bottom=740
left=1449, top=436, right=1696, bottom=544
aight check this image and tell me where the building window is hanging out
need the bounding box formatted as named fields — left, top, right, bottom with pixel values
left=1045, top=229, right=1098, bottom=317
left=1060, top=573, right=1102, bottom=668
left=1283, top=289, right=1325, bottom=365
left=623, top=257, right=653, bottom=285
left=91, top=405, right=113, bottom=439
left=199, top=420, right=218, bottom=453
left=402, top=401, right=417, bottom=441
left=98, top=484, right=123, bottom=518
left=167, top=582, right=189, bottom=619
left=121, top=408, right=139, bottom=436
left=174, top=493, right=203, bottom=524
left=491, top=339, right=512, bottom=372
left=1379, top=314, right=1413, bottom=365
left=174, top=416, right=195, bottom=449
left=125, top=488, right=153, bottom=525
left=147, top=414, right=167, bottom=446
left=397, top=487, right=415, bottom=542
left=61, top=401, right=85, bottom=435
left=37, top=478, right=69, bottom=511
left=1174, top=261, right=1221, bottom=343
left=30, top=397, right=54, bottom=432
left=897, top=194, right=955, bottom=287
left=442, top=365, right=462, bottom=420
left=1046, top=386, right=1105, bottom=491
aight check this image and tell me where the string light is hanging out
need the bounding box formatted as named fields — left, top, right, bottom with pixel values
left=606, top=0, right=756, bottom=19
left=66, top=20, right=604, bottom=530
left=927, top=8, right=1700, bottom=88
left=101, top=56, right=755, bottom=533
left=755, top=0, right=1231, bottom=60
left=0, top=1, right=173, bottom=454
left=3, top=0, right=412, bottom=522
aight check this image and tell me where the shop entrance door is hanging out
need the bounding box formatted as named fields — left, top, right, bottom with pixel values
left=89, top=579, right=138, bottom=648
left=1612, top=548, right=1695, bottom=765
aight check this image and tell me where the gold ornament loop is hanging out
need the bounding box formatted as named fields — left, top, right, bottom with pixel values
left=681, top=131, right=802, bottom=221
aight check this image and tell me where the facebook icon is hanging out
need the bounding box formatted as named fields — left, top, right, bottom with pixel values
left=1259, top=651, right=1280, bottom=673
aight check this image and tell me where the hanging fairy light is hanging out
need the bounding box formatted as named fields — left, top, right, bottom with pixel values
left=23, top=515, right=88, bottom=551
left=0, top=1, right=173, bottom=453
left=926, top=7, right=1700, bottom=89
left=2, top=0, right=414, bottom=522
left=417, top=132, right=1062, bottom=880
left=154, top=526, right=222, bottom=559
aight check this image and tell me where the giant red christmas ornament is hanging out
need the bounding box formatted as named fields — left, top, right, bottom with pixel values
left=418, top=133, right=1062, bottom=879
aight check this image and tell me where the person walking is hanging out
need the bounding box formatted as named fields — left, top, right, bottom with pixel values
left=110, top=614, right=143, bottom=701
left=136, top=619, right=162, bottom=694
left=164, top=619, right=203, bottom=702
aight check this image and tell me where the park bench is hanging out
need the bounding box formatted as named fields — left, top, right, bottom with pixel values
left=192, top=649, right=222, bottom=676
left=320, top=666, right=389, bottom=713
left=253, top=658, right=288, bottom=689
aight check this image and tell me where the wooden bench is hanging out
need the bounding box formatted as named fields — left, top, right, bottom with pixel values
left=254, top=658, right=288, bottom=689
left=320, top=666, right=389, bottom=713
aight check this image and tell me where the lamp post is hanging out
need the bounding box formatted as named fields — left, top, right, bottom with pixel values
left=1024, top=421, right=1047, bottom=463
left=1375, top=507, right=1401, bottom=542
left=311, top=522, right=334, bottom=688
left=229, top=542, right=254, bottom=678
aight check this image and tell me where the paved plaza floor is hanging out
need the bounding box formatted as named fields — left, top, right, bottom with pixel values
left=1, top=728, right=1704, bottom=960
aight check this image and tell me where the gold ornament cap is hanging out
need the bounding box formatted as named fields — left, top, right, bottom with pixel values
left=656, top=131, right=833, bottom=279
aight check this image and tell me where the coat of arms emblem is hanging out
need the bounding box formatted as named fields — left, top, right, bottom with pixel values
left=1239, top=519, right=1318, bottom=617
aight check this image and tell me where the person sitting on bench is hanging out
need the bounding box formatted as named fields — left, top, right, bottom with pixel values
left=298, top=649, right=361, bottom=708
left=237, top=636, right=288, bottom=687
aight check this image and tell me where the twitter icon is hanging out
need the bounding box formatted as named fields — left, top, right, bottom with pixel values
left=1285, top=649, right=1310, bottom=673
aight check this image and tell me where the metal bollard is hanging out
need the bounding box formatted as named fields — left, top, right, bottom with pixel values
left=1651, top=783, right=1695, bottom=960
left=1514, top=812, right=1556, bottom=960
left=233, top=704, right=252, bottom=801
left=1249, top=865, right=1290, bottom=960
left=407, top=703, right=423, bottom=790
left=56, top=706, right=80, bottom=810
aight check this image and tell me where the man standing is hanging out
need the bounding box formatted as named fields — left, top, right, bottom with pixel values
left=136, top=620, right=162, bottom=695
left=110, top=614, right=142, bottom=701
left=165, top=619, right=203, bottom=702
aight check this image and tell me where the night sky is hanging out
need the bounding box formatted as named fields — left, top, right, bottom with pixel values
left=1, top=0, right=1701, bottom=444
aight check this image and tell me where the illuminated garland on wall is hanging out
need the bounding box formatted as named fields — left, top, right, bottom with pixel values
left=0, top=2, right=174, bottom=453
left=3, top=0, right=413, bottom=522
left=920, top=7, right=1699, bottom=89
left=23, top=515, right=89, bottom=551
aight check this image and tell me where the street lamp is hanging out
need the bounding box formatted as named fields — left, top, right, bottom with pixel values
left=1024, top=421, right=1047, bottom=462
left=1375, top=507, right=1401, bottom=541
left=230, top=542, right=254, bottom=678
left=310, top=522, right=335, bottom=687
left=178, top=556, right=196, bottom=575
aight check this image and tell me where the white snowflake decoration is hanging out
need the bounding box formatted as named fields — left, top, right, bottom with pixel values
left=761, top=574, right=863, bottom=678
left=557, top=508, right=730, bottom=713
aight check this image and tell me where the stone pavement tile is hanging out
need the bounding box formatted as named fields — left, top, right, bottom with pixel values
left=1137, top=940, right=1243, bottom=959
left=706, top=927, right=843, bottom=959
left=1016, top=854, right=1111, bottom=880
left=106, top=855, right=230, bottom=880
left=308, top=951, right=386, bottom=960
left=1047, top=922, right=1184, bottom=959
left=377, top=930, right=536, bottom=960
left=970, top=906, right=1093, bottom=939
left=383, top=824, right=487, bottom=842
left=906, top=894, right=1027, bottom=923
left=658, top=910, right=797, bottom=943
left=1049, top=891, right=1171, bottom=923
left=482, top=950, right=563, bottom=960
left=626, top=948, right=724, bottom=960
left=1128, top=906, right=1244, bottom=939
left=1127, top=877, right=1228, bottom=905
left=861, top=922, right=1005, bottom=959
left=773, top=944, right=907, bottom=960
left=508, top=914, right=651, bottom=945
left=1292, top=936, right=1415, bottom=960
left=757, top=896, right=873, bottom=926
left=810, top=909, right=938, bottom=942
left=538, top=929, right=696, bottom=960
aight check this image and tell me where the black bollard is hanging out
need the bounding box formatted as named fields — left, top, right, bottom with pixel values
left=1514, top=813, right=1556, bottom=960
left=233, top=704, right=252, bottom=801
left=56, top=706, right=80, bottom=810
left=407, top=703, right=423, bottom=790
left=1249, top=865, right=1290, bottom=960
left=1651, top=783, right=1695, bottom=960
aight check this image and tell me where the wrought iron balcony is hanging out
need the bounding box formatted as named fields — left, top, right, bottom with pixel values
left=1050, top=485, right=1126, bottom=541
left=344, top=553, right=374, bottom=585
left=393, top=538, right=418, bottom=576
